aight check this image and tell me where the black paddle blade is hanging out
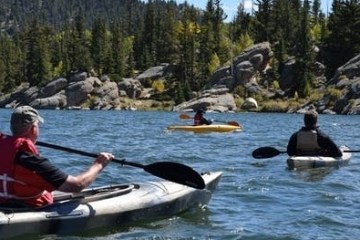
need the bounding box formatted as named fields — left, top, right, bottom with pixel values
left=252, top=147, right=284, bottom=159
left=144, top=162, right=205, bottom=189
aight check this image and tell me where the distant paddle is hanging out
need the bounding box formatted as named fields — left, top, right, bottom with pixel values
left=179, top=113, right=241, bottom=127
left=36, top=141, right=205, bottom=189
left=252, top=146, right=360, bottom=159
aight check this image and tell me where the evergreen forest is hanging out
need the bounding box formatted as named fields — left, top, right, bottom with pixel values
left=0, top=0, right=359, bottom=104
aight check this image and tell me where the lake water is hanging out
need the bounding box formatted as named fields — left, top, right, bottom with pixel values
left=1, top=109, right=360, bottom=240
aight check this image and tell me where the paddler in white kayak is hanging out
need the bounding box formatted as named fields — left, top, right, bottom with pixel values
left=0, top=105, right=114, bottom=208
left=286, top=109, right=342, bottom=158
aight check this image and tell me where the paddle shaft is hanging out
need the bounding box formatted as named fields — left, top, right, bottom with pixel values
left=344, top=150, right=360, bottom=153
left=267, top=150, right=359, bottom=153
left=36, top=141, right=143, bottom=168
left=36, top=141, right=206, bottom=189
left=252, top=146, right=358, bottom=159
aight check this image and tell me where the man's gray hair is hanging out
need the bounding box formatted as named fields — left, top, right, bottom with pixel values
left=10, top=106, right=44, bottom=135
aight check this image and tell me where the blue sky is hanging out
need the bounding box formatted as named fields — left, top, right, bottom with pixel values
left=175, top=0, right=332, bottom=22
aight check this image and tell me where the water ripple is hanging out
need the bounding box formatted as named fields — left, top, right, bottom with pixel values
left=1, top=109, right=360, bottom=239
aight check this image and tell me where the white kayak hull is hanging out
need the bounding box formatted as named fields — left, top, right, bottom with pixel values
left=0, top=171, right=222, bottom=239
left=286, top=146, right=351, bottom=170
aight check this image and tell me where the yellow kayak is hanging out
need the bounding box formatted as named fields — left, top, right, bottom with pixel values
left=167, top=124, right=241, bottom=133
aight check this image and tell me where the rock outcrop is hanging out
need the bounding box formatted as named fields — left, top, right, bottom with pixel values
left=328, top=54, right=360, bottom=114
left=172, top=87, right=236, bottom=112
left=1, top=42, right=360, bottom=115
left=210, top=42, right=273, bottom=90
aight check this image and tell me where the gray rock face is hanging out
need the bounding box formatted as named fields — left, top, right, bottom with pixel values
left=0, top=72, right=121, bottom=110
left=210, top=42, right=273, bottom=90
left=66, top=80, right=94, bottom=107
left=175, top=43, right=272, bottom=112
left=329, top=54, right=360, bottom=85
left=31, top=91, right=67, bottom=109
left=327, top=54, right=360, bottom=114
left=173, top=87, right=236, bottom=112
left=40, top=78, right=68, bottom=98
left=279, top=57, right=296, bottom=91
left=136, top=63, right=171, bottom=83
left=118, top=78, right=142, bottom=99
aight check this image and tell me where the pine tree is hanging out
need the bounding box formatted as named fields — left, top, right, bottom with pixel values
left=253, top=0, right=273, bottom=42
left=139, top=0, right=156, bottom=69
left=155, top=1, right=181, bottom=64
left=324, top=0, right=360, bottom=77
left=68, top=12, right=92, bottom=72
left=295, top=0, right=315, bottom=98
left=178, top=3, right=200, bottom=91
left=312, top=0, right=321, bottom=23
left=91, top=17, right=109, bottom=75
left=25, top=18, right=52, bottom=87
left=0, top=33, right=23, bottom=92
left=273, top=0, right=301, bottom=52
left=198, top=0, right=217, bottom=80
left=231, top=1, right=252, bottom=40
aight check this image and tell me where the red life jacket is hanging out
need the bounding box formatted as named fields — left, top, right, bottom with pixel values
left=0, top=133, right=53, bottom=207
left=194, top=113, right=202, bottom=125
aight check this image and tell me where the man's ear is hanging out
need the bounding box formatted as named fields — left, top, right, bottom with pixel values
left=30, top=124, right=37, bottom=134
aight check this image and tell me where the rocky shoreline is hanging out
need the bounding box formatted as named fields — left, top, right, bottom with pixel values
left=1, top=42, right=360, bottom=115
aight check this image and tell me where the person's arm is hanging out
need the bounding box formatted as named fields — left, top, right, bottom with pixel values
left=201, top=117, right=211, bottom=125
left=317, top=130, right=342, bottom=157
left=57, top=152, right=114, bottom=192
left=287, top=132, right=298, bottom=156
left=17, top=152, right=114, bottom=193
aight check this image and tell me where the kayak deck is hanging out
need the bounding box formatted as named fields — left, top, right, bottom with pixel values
left=0, top=171, right=222, bottom=239
left=167, top=124, right=241, bottom=133
left=286, top=146, right=351, bottom=170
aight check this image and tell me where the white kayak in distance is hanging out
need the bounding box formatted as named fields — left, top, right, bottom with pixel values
left=0, top=171, right=222, bottom=239
left=286, top=146, right=351, bottom=170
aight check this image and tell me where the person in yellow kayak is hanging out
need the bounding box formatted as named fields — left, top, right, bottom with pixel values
left=287, top=109, right=342, bottom=157
left=194, top=109, right=212, bottom=125
left=0, top=105, right=114, bottom=207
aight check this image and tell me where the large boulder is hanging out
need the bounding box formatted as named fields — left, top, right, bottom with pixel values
left=93, top=80, right=119, bottom=100
left=69, top=71, right=88, bottom=83
left=40, top=78, right=68, bottom=98
left=118, top=78, right=142, bottom=98
left=173, top=87, right=236, bottom=112
left=30, top=91, right=67, bottom=109
left=279, top=57, right=296, bottom=91
left=328, top=54, right=360, bottom=85
left=326, top=54, right=360, bottom=114
left=210, top=42, right=273, bottom=90
left=136, top=63, right=171, bottom=84
left=241, top=97, right=258, bottom=110
left=66, top=79, right=94, bottom=106
left=0, top=83, right=36, bottom=107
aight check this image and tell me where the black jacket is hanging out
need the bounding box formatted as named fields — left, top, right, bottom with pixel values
left=287, top=126, right=342, bottom=157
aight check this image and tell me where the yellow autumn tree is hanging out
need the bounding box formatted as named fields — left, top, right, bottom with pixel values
left=208, top=53, right=220, bottom=75
left=152, top=79, right=165, bottom=93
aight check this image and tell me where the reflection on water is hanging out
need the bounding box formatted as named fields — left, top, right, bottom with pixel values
left=291, top=167, right=336, bottom=182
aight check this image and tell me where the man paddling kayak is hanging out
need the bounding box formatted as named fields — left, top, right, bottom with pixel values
left=0, top=106, right=114, bottom=207
left=287, top=110, right=342, bottom=158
